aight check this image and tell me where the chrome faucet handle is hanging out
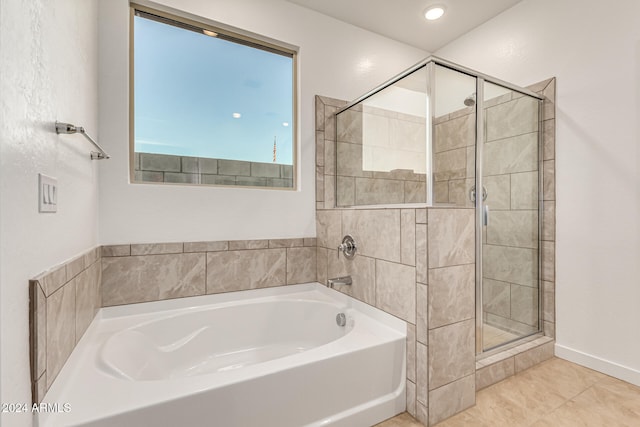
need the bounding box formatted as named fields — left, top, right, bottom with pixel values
left=337, top=235, right=357, bottom=259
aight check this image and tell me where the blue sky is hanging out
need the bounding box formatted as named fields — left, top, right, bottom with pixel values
left=134, top=16, right=293, bottom=165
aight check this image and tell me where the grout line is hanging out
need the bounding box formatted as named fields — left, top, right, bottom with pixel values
left=534, top=382, right=595, bottom=425
left=485, top=128, right=540, bottom=145
left=429, top=316, right=474, bottom=332
left=285, top=248, right=289, bottom=285
left=204, top=251, right=209, bottom=294
left=428, top=261, right=475, bottom=271
left=428, top=372, right=476, bottom=394
left=483, top=242, right=540, bottom=251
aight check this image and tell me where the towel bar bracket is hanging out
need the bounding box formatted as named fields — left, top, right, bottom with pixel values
left=55, top=121, right=110, bottom=160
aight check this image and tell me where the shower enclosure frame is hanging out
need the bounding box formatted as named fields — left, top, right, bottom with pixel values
left=334, top=55, right=545, bottom=356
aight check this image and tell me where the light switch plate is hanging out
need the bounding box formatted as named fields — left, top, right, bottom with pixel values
left=39, top=174, right=57, bottom=213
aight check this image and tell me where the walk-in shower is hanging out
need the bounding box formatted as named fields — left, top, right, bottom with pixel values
left=334, top=56, right=544, bottom=355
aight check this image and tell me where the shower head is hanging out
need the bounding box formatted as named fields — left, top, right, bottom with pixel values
left=464, top=93, right=476, bottom=107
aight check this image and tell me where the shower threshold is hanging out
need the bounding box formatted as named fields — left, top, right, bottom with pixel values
left=475, top=335, right=554, bottom=390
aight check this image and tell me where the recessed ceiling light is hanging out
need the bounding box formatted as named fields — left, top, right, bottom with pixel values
left=232, top=112, right=241, bottom=119
left=203, top=29, right=218, bottom=37
left=424, top=5, right=445, bottom=21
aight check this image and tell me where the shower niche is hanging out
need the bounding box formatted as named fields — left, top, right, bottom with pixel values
left=335, top=57, right=544, bottom=354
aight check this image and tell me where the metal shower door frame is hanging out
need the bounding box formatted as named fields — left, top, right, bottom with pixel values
left=474, top=82, right=545, bottom=355
left=332, top=56, right=546, bottom=355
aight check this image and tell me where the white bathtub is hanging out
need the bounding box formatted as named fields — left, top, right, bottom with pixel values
left=38, top=283, right=406, bottom=426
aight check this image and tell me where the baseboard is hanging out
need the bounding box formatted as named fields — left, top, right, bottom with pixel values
left=555, top=343, right=640, bottom=387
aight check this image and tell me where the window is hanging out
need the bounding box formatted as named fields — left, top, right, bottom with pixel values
left=131, top=6, right=297, bottom=189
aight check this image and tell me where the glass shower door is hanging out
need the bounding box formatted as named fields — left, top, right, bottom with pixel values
left=479, top=82, right=542, bottom=351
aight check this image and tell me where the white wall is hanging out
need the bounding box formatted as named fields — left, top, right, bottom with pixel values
left=437, top=0, right=640, bottom=385
left=98, top=0, right=427, bottom=244
left=0, top=0, right=99, bottom=425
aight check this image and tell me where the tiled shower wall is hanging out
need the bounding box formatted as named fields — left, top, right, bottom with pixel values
left=432, top=106, right=476, bottom=206
left=482, top=92, right=541, bottom=335
left=433, top=92, right=542, bottom=336
left=476, top=76, right=556, bottom=345
left=336, top=104, right=427, bottom=206
left=317, top=95, right=477, bottom=425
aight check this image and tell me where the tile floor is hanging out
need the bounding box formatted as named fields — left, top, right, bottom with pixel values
left=376, top=357, right=640, bottom=426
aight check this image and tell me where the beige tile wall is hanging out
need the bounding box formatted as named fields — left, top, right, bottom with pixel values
left=318, top=95, right=479, bottom=425
left=427, top=208, right=477, bottom=425
left=316, top=205, right=429, bottom=424
left=29, top=246, right=102, bottom=403
left=333, top=100, right=427, bottom=206
left=432, top=107, right=476, bottom=207
left=101, top=239, right=317, bottom=306
left=318, top=96, right=424, bottom=421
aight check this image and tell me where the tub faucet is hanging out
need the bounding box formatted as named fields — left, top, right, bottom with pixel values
left=327, top=276, right=352, bottom=288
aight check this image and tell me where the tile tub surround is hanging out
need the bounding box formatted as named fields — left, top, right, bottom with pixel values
left=134, top=152, right=294, bottom=188
left=315, top=199, right=476, bottom=425
left=101, top=239, right=317, bottom=306
left=29, top=246, right=102, bottom=403
left=318, top=95, right=476, bottom=425
left=30, top=238, right=315, bottom=404
left=319, top=96, right=461, bottom=425
left=316, top=207, right=431, bottom=425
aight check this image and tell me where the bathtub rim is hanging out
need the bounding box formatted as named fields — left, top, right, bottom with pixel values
left=99, top=282, right=406, bottom=334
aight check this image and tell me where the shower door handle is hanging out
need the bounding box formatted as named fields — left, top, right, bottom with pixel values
left=483, top=205, right=490, bottom=226
left=469, top=185, right=487, bottom=202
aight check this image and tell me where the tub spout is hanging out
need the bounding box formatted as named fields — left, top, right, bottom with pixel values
left=327, top=276, right=352, bottom=288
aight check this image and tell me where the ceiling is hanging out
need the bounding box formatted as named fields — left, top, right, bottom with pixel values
left=286, top=0, right=523, bottom=52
